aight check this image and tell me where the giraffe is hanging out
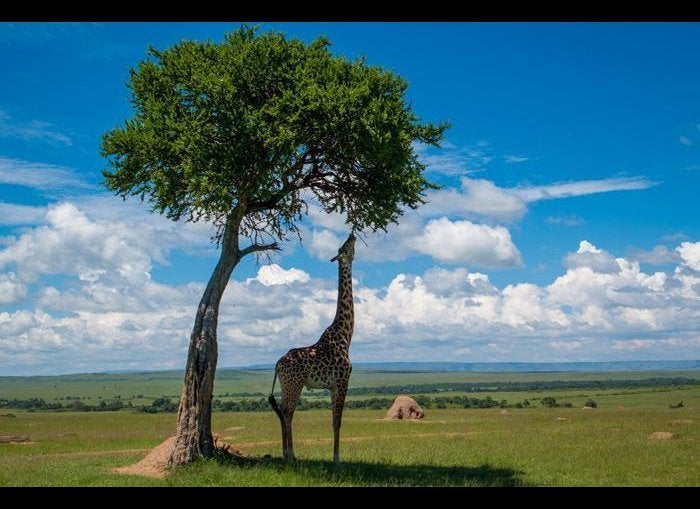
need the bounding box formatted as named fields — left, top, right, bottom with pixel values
left=268, top=233, right=356, bottom=465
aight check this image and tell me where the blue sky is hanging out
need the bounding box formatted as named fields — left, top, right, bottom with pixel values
left=0, top=22, right=698, bottom=375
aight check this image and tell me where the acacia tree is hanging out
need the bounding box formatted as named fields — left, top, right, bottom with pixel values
left=102, top=26, right=447, bottom=467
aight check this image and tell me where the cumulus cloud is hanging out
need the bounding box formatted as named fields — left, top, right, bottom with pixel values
left=299, top=174, right=653, bottom=269
left=422, top=177, right=527, bottom=222
left=0, top=272, right=27, bottom=304
left=0, top=203, right=171, bottom=284
left=1, top=235, right=699, bottom=374
left=0, top=199, right=221, bottom=284
left=565, top=240, right=619, bottom=274
left=629, top=245, right=680, bottom=265
left=0, top=192, right=697, bottom=374
left=414, top=218, right=522, bottom=267
left=253, top=264, right=310, bottom=286
left=677, top=242, right=700, bottom=271
left=306, top=228, right=344, bottom=260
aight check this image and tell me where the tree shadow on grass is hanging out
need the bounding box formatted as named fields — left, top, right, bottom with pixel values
left=213, top=452, right=528, bottom=486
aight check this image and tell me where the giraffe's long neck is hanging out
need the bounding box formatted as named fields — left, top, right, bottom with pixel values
left=330, top=260, right=354, bottom=350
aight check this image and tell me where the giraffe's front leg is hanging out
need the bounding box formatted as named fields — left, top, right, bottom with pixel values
left=331, top=380, right=348, bottom=466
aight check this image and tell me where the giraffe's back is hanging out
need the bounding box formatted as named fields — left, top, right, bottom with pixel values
left=276, top=345, right=351, bottom=391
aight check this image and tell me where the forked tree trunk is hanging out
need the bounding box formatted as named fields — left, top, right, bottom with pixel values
left=168, top=215, right=241, bottom=467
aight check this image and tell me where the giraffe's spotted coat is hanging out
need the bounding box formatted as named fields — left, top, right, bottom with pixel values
left=270, top=234, right=356, bottom=464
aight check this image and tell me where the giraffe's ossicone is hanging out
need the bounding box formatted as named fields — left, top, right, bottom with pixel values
left=268, top=233, right=356, bottom=465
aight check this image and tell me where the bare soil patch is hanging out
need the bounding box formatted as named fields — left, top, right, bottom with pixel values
left=669, top=419, right=693, bottom=425
left=0, top=435, right=30, bottom=443
left=649, top=432, right=675, bottom=440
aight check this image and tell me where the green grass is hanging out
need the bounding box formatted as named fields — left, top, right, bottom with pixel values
left=1, top=384, right=698, bottom=486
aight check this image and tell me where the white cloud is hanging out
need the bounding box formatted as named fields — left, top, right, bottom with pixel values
left=677, top=241, right=700, bottom=271
left=680, top=136, right=693, bottom=146
left=0, top=232, right=699, bottom=374
left=300, top=173, right=654, bottom=270
left=0, top=202, right=46, bottom=225
left=546, top=215, right=584, bottom=227
left=550, top=340, right=585, bottom=352
left=0, top=203, right=168, bottom=284
left=513, top=177, right=655, bottom=202
left=421, top=266, right=496, bottom=297
left=629, top=245, right=680, bottom=265
left=0, top=110, right=72, bottom=146
left=0, top=272, right=27, bottom=304
left=422, top=177, right=527, bottom=222
left=0, top=157, right=91, bottom=190
left=612, top=339, right=655, bottom=351
left=565, top=240, right=619, bottom=274
left=415, top=141, right=493, bottom=175
left=306, top=228, right=344, bottom=260
left=253, top=264, right=310, bottom=286
left=414, top=217, right=522, bottom=267
left=504, top=155, right=528, bottom=164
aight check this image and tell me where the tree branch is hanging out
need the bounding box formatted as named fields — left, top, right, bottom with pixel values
left=239, top=241, right=281, bottom=258
left=247, top=149, right=329, bottom=213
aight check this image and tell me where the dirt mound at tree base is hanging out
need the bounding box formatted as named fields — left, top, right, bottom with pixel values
left=113, top=434, right=246, bottom=479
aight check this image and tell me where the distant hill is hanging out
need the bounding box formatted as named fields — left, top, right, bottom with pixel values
left=244, top=360, right=700, bottom=373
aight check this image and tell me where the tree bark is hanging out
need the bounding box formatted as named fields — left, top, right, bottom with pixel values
left=168, top=211, right=242, bottom=467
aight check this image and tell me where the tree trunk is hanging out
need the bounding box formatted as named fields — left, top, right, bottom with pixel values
left=168, top=215, right=241, bottom=467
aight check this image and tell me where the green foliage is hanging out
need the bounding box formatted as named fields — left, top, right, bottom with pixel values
left=585, top=399, right=598, bottom=408
left=137, top=397, right=178, bottom=413
left=102, top=26, right=447, bottom=246
left=669, top=401, right=684, bottom=409
left=541, top=397, right=558, bottom=408
left=0, top=397, right=127, bottom=412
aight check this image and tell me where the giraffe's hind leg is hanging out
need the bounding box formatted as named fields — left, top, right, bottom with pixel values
left=331, top=380, right=349, bottom=466
left=280, top=382, right=303, bottom=462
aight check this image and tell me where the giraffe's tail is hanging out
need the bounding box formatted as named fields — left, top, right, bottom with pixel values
left=268, top=371, right=283, bottom=422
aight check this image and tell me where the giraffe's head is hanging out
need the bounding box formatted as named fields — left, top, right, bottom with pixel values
left=330, top=233, right=356, bottom=265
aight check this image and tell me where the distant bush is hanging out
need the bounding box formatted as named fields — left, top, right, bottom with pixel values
left=138, top=397, right=178, bottom=413
left=541, top=397, right=558, bottom=408
left=70, top=400, right=88, bottom=411
left=346, top=377, right=700, bottom=396
left=669, top=401, right=684, bottom=409
left=584, top=399, right=598, bottom=408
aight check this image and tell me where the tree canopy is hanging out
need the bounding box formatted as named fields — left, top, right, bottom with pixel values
left=101, top=26, right=448, bottom=466
left=102, top=26, right=447, bottom=246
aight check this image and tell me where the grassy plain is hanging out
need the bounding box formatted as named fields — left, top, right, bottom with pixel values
left=0, top=369, right=698, bottom=486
